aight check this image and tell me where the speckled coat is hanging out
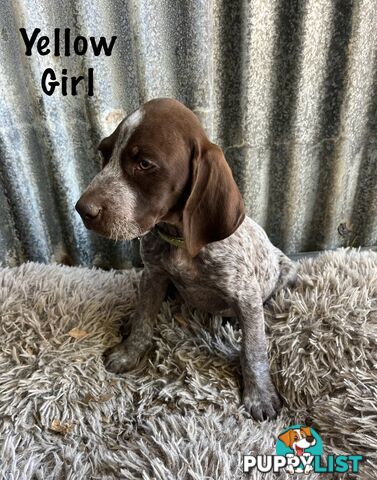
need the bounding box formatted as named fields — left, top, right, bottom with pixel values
left=76, top=98, right=297, bottom=421
left=106, top=216, right=296, bottom=420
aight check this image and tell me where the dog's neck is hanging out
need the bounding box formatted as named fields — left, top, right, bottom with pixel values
left=156, top=208, right=184, bottom=237
left=156, top=222, right=183, bottom=238
left=155, top=221, right=185, bottom=249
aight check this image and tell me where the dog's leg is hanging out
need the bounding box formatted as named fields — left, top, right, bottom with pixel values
left=232, top=282, right=281, bottom=420
left=104, top=267, right=168, bottom=373
left=275, top=252, right=297, bottom=291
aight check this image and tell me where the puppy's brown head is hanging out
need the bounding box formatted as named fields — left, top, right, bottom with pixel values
left=76, top=98, right=245, bottom=256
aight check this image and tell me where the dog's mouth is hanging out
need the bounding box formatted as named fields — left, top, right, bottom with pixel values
left=80, top=216, right=143, bottom=242
left=104, top=220, right=144, bottom=241
left=295, top=446, right=304, bottom=456
left=76, top=195, right=158, bottom=242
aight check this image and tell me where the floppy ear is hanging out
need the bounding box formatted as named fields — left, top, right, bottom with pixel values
left=98, top=122, right=122, bottom=166
left=278, top=429, right=295, bottom=448
left=183, top=143, right=245, bottom=257
left=98, top=134, right=116, bottom=167
left=98, top=137, right=112, bottom=165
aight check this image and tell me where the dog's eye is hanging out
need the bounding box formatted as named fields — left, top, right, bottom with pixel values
left=138, top=159, right=153, bottom=170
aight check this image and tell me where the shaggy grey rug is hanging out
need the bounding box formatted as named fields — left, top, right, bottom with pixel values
left=0, top=248, right=376, bottom=479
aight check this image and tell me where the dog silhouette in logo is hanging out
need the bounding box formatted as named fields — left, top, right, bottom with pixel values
left=278, top=426, right=316, bottom=474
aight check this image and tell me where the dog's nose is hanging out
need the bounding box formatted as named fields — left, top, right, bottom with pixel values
left=306, top=436, right=314, bottom=443
left=75, top=199, right=102, bottom=223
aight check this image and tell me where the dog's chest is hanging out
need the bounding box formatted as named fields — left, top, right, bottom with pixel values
left=162, top=249, right=229, bottom=311
left=141, top=238, right=230, bottom=313
left=164, top=248, right=199, bottom=278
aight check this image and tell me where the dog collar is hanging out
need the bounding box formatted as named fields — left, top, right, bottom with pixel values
left=156, top=226, right=186, bottom=249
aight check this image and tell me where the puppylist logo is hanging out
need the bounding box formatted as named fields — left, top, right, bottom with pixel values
left=243, top=424, right=363, bottom=475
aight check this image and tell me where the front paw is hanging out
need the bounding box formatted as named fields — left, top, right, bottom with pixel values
left=103, top=342, right=141, bottom=373
left=243, top=387, right=282, bottom=421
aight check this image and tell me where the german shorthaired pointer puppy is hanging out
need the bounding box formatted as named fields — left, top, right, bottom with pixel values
left=76, top=98, right=296, bottom=420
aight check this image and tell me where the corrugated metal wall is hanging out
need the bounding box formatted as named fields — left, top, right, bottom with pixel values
left=0, top=0, right=376, bottom=268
